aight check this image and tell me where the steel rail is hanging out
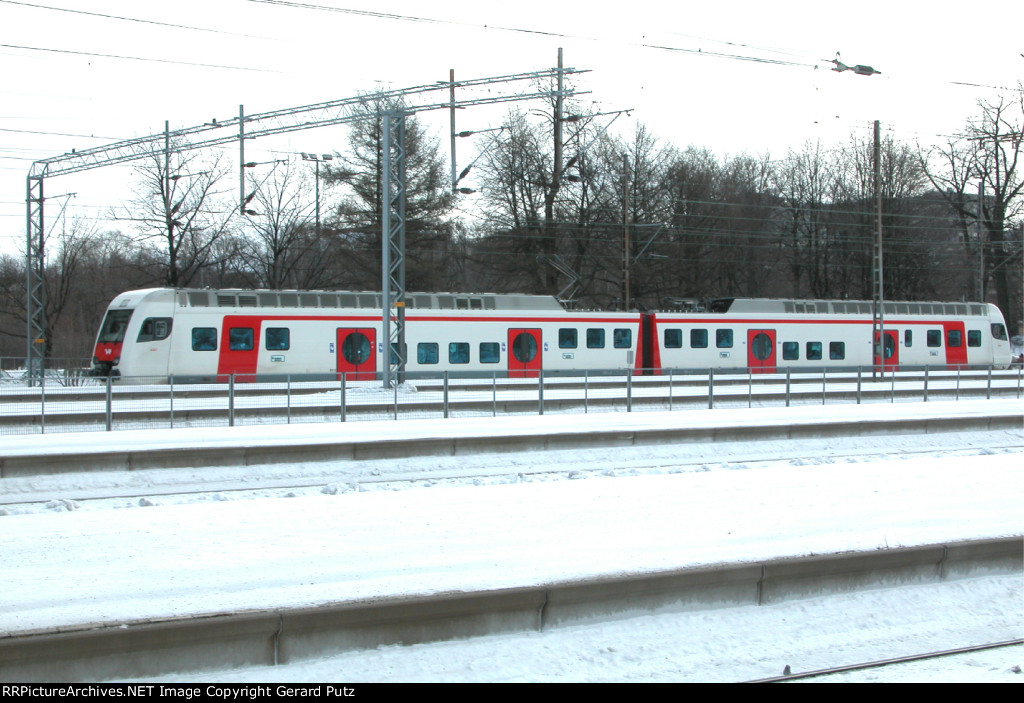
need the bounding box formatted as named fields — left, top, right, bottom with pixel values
left=745, top=639, right=1024, bottom=683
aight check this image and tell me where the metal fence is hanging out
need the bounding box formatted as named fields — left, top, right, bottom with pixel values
left=1, top=365, right=1021, bottom=436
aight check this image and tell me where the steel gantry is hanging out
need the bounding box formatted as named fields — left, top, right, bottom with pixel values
left=24, top=60, right=584, bottom=385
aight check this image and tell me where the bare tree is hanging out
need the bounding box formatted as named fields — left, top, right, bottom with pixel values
left=117, top=144, right=236, bottom=287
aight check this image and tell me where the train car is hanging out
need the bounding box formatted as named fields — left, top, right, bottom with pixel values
left=91, top=288, right=646, bottom=382
left=91, top=289, right=1012, bottom=383
left=650, top=298, right=1013, bottom=373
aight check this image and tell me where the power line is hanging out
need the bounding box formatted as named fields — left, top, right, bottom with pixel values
left=0, top=1, right=270, bottom=39
left=0, top=43, right=290, bottom=74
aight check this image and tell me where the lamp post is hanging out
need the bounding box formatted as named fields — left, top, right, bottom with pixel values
left=301, top=152, right=332, bottom=235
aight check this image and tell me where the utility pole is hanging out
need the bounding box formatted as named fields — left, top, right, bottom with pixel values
left=622, top=153, right=631, bottom=310
left=871, top=120, right=885, bottom=376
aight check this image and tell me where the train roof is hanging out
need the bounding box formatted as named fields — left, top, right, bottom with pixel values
left=706, top=298, right=994, bottom=317
left=155, top=288, right=565, bottom=312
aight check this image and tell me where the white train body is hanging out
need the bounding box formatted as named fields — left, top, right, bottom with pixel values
left=91, top=289, right=1013, bottom=382
left=650, top=298, right=1013, bottom=373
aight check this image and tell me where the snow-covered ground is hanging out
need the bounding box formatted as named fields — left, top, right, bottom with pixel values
left=1, top=400, right=1022, bottom=682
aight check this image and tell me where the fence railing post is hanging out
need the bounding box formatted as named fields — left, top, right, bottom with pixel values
left=340, top=373, right=346, bottom=422
left=923, top=367, right=929, bottom=402
left=627, top=370, right=632, bottom=412
left=228, top=374, right=235, bottom=427
left=786, top=367, right=791, bottom=407
left=668, top=369, right=673, bottom=411
left=857, top=367, right=862, bottom=404
left=538, top=369, right=544, bottom=416
left=493, top=371, right=497, bottom=417
left=443, top=371, right=449, bottom=419
left=105, top=375, right=112, bottom=431
left=584, top=370, right=589, bottom=414
left=708, top=368, right=714, bottom=409
left=169, top=375, right=174, bottom=429
left=987, top=365, right=992, bottom=400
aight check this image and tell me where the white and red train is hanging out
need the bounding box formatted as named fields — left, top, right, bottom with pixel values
left=90, top=288, right=1013, bottom=382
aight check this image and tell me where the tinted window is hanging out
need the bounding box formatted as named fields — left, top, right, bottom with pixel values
left=968, top=330, right=982, bottom=347
left=829, top=342, right=846, bottom=360
left=664, top=329, right=682, bottom=349
left=341, top=332, right=371, bottom=364
left=137, top=317, right=172, bottom=343
left=559, top=328, right=578, bottom=349
left=691, top=329, right=708, bottom=349
left=716, top=329, right=733, bottom=349
left=99, top=310, right=133, bottom=343
left=806, top=341, right=822, bottom=360
left=992, top=323, right=1007, bottom=341
left=947, top=329, right=963, bottom=348
left=265, top=327, right=289, bottom=350
left=613, top=329, right=632, bottom=349
left=449, top=342, right=470, bottom=364
left=418, top=342, right=439, bottom=364
left=586, top=329, right=605, bottom=349
left=782, top=341, right=799, bottom=360
left=192, top=327, right=217, bottom=351
left=228, top=327, right=254, bottom=351
left=480, top=342, right=500, bottom=363
left=927, top=329, right=942, bottom=347
left=904, top=329, right=912, bottom=347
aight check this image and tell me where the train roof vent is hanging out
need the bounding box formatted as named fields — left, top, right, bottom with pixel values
left=279, top=293, right=298, bottom=307
left=238, top=294, right=258, bottom=307
left=300, top=293, right=320, bottom=308
left=188, top=292, right=210, bottom=307
left=970, top=304, right=986, bottom=316
left=438, top=295, right=455, bottom=310
left=216, top=294, right=236, bottom=307
left=259, top=293, right=278, bottom=307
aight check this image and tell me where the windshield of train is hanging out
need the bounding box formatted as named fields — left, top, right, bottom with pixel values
left=97, top=309, right=133, bottom=343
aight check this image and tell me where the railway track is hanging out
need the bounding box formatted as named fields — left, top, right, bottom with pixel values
left=745, top=639, right=1024, bottom=683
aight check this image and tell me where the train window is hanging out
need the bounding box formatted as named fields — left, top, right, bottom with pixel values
left=98, top=310, right=133, bottom=343
left=389, top=343, right=406, bottom=365
left=750, top=333, right=772, bottom=361
left=664, top=329, right=682, bottom=348
left=342, top=333, right=372, bottom=365
left=613, top=329, right=632, bottom=349
left=229, top=327, right=254, bottom=351
left=418, top=343, right=439, bottom=364
left=480, top=342, right=501, bottom=363
left=782, top=342, right=799, bottom=360
left=192, top=327, right=217, bottom=351
left=716, top=329, right=733, bottom=349
left=265, top=327, right=290, bottom=351
left=991, top=323, right=1008, bottom=341
left=137, top=317, right=172, bottom=343
left=829, top=342, right=846, bottom=360
left=927, top=329, right=942, bottom=347
left=511, top=333, right=538, bottom=363
left=904, top=330, right=913, bottom=347
left=947, top=329, right=963, bottom=348
left=559, top=328, right=578, bottom=349
left=806, top=341, right=822, bottom=360
left=586, top=329, right=605, bottom=349
left=968, top=330, right=982, bottom=347
left=690, top=329, right=708, bottom=349
left=449, top=342, right=470, bottom=364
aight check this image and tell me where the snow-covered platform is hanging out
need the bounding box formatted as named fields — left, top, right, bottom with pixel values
left=0, top=400, right=1021, bottom=681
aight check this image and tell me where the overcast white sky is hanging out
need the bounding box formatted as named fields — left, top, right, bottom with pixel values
left=2, top=0, right=1022, bottom=255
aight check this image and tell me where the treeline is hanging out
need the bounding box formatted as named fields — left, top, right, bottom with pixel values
left=1, top=91, right=1021, bottom=361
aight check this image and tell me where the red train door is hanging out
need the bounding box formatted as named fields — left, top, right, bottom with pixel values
left=943, top=321, right=968, bottom=369
left=217, top=316, right=262, bottom=382
left=337, top=328, right=376, bottom=381
left=873, top=329, right=899, bottom=370
left=747, top=329, right=776, bottom=374
left=508, top=328, right=542, bottom=378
